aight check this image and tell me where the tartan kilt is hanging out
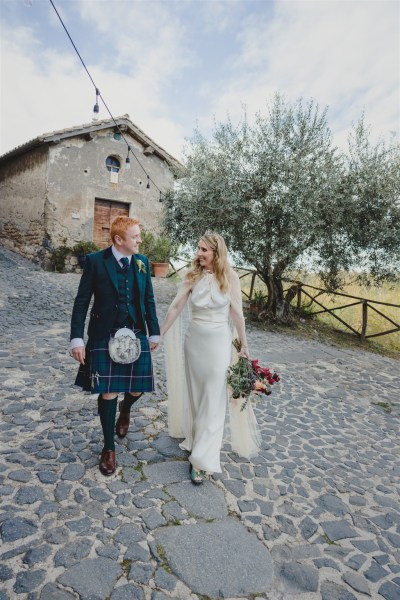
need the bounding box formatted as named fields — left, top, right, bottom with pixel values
left=75, top=329, right=155, bottom=394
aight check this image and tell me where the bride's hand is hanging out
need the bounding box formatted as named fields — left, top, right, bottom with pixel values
left=238, top=346, right=250, bottom=359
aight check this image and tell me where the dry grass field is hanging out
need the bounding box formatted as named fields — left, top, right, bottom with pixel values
left=239, top=271, right=400, bottom=354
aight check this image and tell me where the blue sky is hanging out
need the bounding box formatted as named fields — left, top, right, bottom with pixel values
left=0, top=0, right=398, bottom=160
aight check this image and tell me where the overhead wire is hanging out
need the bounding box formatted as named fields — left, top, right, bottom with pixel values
left=48, top=0, right=163, bottom=196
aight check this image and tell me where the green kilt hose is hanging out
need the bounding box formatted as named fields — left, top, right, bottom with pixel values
left=75, top=329, right=154, bottom=394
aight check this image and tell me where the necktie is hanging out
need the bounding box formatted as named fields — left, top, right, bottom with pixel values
left=120, top=257, right=129, bottom=270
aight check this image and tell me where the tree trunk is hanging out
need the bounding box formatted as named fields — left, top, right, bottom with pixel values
left=261, top=273, right=296, bottom=322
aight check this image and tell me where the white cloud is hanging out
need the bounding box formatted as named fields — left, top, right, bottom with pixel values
left=0, top=2, right=188, bottom=160
left=1, top=0, right=398, bottom=163
left=198, top=0, right=247, bottom=33
left=204, top=0, right=399, bottom=146
left=76, top=0, right=193, bottom=83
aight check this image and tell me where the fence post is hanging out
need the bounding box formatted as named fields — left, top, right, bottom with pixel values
left=249, top=272, right=256, bottom=301
left=361, top=300, right=368, bottom=341
left=297, top=285, right=302, bottom=311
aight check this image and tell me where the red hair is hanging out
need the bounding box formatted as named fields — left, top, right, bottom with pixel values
left=110, top=216, right=140, bottom=242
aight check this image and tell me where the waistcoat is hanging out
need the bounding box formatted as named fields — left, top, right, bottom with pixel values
left=114, top=263, right=138, bottom=327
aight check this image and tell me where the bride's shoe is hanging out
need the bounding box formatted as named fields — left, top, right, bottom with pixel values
left=190, top=465, right=205, bottom=485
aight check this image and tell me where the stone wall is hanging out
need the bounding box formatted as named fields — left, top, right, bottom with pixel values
left=47, top=129, right=173, bottom=250
left=0, top=127, right=175, bottom=271
left=0, top=147, right=50, bottom=265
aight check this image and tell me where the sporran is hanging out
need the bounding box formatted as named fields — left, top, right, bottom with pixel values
left=109, top=328, right=141, bottom=364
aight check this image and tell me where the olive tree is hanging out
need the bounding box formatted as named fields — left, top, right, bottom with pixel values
left=340, top=119, right=400, bottom=285
left=164, top=94, right=399, bottom=320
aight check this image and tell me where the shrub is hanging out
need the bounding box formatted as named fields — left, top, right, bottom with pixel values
left=71, top=241, right=99, bottom=256
left=140, top=232, right=177, bottom=263
left=52, top=245, right=71, bottom=272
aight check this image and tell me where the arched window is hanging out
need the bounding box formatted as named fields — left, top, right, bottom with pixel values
left=105, top=156, right=120, bottom=173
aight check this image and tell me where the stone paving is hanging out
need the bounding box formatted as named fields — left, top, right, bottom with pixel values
left=0, top=246, right=399, bottom=600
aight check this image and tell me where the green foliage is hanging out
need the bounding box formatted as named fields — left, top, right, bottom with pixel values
left=155, top=544, right=173, bottom=573
left=296, top=303, right=315, bottom=319
left=252, top=289, right=267, bottom=306
left=139, top=231, right=177, bottom=263
left=133, top=463, right=147, bottom=481
left=52, top=245, right=71, bottom=272
left=321, top=532, right=337, bottom=545
left=138, top=231, right=156, bottom=258
left=71, top=241, right=99, bottom=256
left=227, top=356, right=253, bottom=399
left=121, top=559, right=132, bottom=575
left=156, top=544, right=167, bottom=561
left=371, top=401, right=392, bottom=414
left=336, top=117, right=400, bottom=288
left=164, top=93, right=400, bottom=319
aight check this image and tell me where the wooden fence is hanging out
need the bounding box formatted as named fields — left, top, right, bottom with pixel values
left=168, top=260, right=400, bottom=342
left=288, top=280, right=400, bottom=342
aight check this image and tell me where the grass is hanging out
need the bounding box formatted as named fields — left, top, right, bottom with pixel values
left=297, top=272, right=400, bottom=352
left=121, top=559, right=132, bottom=575
left=371, top=401, right=392, bottom=414
left=156, top=543, right=167, bottom=562
left=156, top=544, right=173, bottom=573
left=321, top=532, right=337, bottom=545
left=240, top=271, right=400, bottom=358
left=134, top=463, right=147, bottom=481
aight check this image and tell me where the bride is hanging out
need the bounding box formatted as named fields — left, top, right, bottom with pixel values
left=160, top=232, right=258, bottom=484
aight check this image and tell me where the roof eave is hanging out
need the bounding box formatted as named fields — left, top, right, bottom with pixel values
left=0, top=116, right=183, bottom=171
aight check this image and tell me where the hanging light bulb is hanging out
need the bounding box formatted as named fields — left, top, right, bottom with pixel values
left=125, top=146, right=131, bottom=169
left=146, top=175, right=150, bottom=189
left=93, top=88, right=100, bottom=120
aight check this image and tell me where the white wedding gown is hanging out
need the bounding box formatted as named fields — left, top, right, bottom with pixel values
left=180, top=273, right=232, bottom=473
left=164, top=270, right=261, bottom=472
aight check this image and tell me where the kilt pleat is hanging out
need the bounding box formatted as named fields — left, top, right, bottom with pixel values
left=75, top=330, right=154, bottom=393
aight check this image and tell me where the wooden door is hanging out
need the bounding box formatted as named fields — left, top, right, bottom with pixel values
left=93, top=199, right=130, bottom=248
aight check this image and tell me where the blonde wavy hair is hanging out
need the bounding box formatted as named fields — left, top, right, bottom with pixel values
left=185, top=232, right=231, bottom=293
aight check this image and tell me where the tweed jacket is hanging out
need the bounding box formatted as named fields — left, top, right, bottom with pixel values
left=70, top=247, right=160, bottom=341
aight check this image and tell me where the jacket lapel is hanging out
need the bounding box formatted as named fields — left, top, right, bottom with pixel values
left=132, top=256, right=143, bottom=295
left=103, top=246, right=119, bottom=293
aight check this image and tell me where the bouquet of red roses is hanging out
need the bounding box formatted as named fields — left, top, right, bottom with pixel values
left=227, top=339, right=280, bottom=410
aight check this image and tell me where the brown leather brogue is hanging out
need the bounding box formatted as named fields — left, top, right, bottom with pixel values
left=99, top=450, right=116, bottom=475
left=115, top=401, right=130, bottom=438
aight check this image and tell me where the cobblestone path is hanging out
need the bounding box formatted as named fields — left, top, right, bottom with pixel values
left=0, top=247, right=399, bottom=600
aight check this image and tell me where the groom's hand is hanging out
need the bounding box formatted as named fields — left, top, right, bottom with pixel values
left=149, top=341, right=160, bottom=352
left=71, top=346, right=85, bottom=364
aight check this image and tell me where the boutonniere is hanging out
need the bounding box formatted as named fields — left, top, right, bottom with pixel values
left=136, top=259, right=146, bottom=274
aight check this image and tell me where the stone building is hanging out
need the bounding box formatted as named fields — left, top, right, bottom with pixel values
left=0, top=115, right=181, bottom=269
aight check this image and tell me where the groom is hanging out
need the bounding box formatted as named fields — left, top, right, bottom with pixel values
left=70, top=216, right=160, bottom=475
